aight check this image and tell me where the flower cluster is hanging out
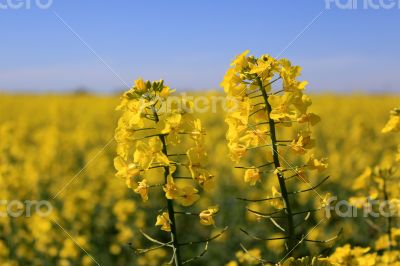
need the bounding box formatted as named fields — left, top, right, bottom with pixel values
left=222, top=51, right=331, bottom=260
left=114, top=78, right=220, bottom=264
left=222, top=50, right=323, bottom=163
left=351, top=107, right=400, bottom=252
left=382, top=107, right=400, bottom=163
left=114, top=79, right=215, bottom=208
left=328, top=244, right=400, bottom=266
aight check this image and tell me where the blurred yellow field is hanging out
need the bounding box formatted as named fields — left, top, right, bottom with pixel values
left=1, top=90, right=399, bottom=265
left=2, top=0, right=400, bottom=265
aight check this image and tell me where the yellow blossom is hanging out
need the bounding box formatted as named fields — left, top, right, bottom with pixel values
left=279, top=58, right=308, bottom=92
left=176, top=186, right=200, bottom=206
left=235, top=248, right=262, bottom=265
left=134, top=179, right=149, bottom=202
left=249, top=56, right=276, bottom=81
left=134, top=78, right=147, bottom=92
left=382, top=107, right=400, bottom=133
left=268, top=92, right=296, bottom=121
left=297, top=112, right=321, bottom=125
left=155, top=212, right=171, bottom=232
left=270, top=186, right=284, bottom=209
left=227, top=142, right=247, bottom=163
left=199, top=206, right=219, bottom=225
left=133, top=138, right=170, bottom=169
left=163, top=176, right=179, bottom=199
left=159, top=86, right=175, bottom=98
left=230, top=50, right=249, bottom=71
left=289, top=132, right=315, bottom=154
left=114, top=157, right=140, bottom=189
left=244, top=168, right=261, bottom=186
left=307, top=154, right=328, bottom=172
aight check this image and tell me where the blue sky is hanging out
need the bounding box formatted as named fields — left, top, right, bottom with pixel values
left=1, top=0, right=399, bottom=93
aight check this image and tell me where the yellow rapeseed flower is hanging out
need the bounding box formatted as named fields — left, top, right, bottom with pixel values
left=244, top=167, right=261, bottom=186
left=155, top=212, right=171, bottom=232
left=199, top=206, right=219, bottom=226
left=134, top=179, right=149, bottom=202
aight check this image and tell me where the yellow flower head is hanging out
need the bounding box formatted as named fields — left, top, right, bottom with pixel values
left=134, top=78, right=147, bottom=93
left=268, top=92, right=297, bottom=121
left=270, top=186, right=284, bottom=209
left=134, top=179, right=149, bottom=202
left=187, top=145, right=207, bottom=172
left=289, top=131, right=315, bottom=154
left=228, top=142, right=247, bottom=163
left=297, top=112, right=321, bottom=125
left=307, top=154, right=328, bottom=172
left=159, top=86, right=176, bottom=98
left=163, top=176, right=179, bottom=200
left=155, top=212, right=171, bottom=232
left=244, top=168, right=261, bottom=186
left=249, top=56, right=276, bottom=81
left=193, top=170, right=215, bottom=191
left=161, top=113, right=183, bottom=144
left=114, top=157, right=140, bottom=189
left=176, top=185, right=200, bottom=206
left=199, top=206, right=219, bottom=226
left=230, top=50, right=249, bottom=71
left=235, top=248, right=261, bottom=265
left=382, top=107, right=400, bottom=133
left=134, top=138, right=170, bottom=169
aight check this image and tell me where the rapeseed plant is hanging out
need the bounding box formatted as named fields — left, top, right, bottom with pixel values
left=114, top=79, right=222, bottom=265
left=222, top=51, right=334, bottom=263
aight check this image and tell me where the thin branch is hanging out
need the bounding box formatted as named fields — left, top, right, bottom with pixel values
left=182, top=242, right=209, bottom=265
left=246, top=143, right=287, bottom=150
left=148, top=183, right=164, bottom=188
left=249, top=94, right=263, bottom=99
left=133, top=241, right=173, bottom=254
left=173, top=176, right=193, bottom=180
left=252, top=102, right=266, bottom=107
left=237, top=195, right=282, bottom=202
left=234, top=162, right=274, bottom=170
left=240, top=228, right=289, bottom=241
left=249, top=108, right=265, bottom=117
left=239, top=243, right=274, bottom=265
left=247, top=207, right=323, bottom=219
left=271, top=89, right=284, bottom=95
left=167, top=153, right=188, bottom=157
left=270, top=217, right=286, bottom=232
left=174, top=211, right=199, bottom=216
left=133, top=133, right=167, bottom=141
left=178, top=227, right=228, bottom=246
left=303, top=230, right=342, bottom=244
left=292, top=208, right=323, bottom=216
left=129, top=127, right=156, bottom=132
left=139, top=230, right=171, bottom=246
left=288, top=176, right=330, bottom=195
left=246, top=207, right=286, bottom=217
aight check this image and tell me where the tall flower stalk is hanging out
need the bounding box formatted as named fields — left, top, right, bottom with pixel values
left=256, top=76, right=296, bottom=250
left=222, top=51, right=332, bottom=261
left=114, top=79, right=222, bottom=265
left=352, top=107, right=400, bottom=252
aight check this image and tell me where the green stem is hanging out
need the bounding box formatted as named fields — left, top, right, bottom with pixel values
left=151, top=105, right=182, bottom=266
left=256, top=77, right=296, bottom=254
